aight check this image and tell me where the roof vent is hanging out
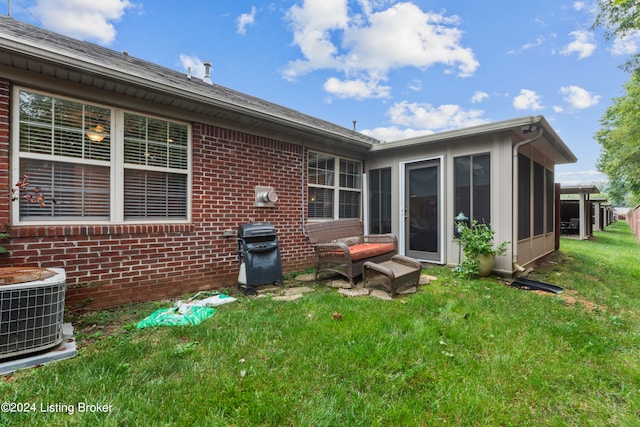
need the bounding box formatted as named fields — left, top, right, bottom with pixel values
left=203, top=61, right=213, bottom=84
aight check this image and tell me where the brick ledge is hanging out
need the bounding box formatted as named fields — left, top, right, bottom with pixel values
left=8, top=223, right=196, bottom=238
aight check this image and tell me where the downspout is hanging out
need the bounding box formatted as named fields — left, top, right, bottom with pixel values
left=512, top=126, right=544, bottom=273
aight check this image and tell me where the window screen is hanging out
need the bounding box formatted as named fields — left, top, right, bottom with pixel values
left=546, top=169, right=555, bottom=233
left=518, top=154, right=531, bottom=240
left=533, top=161, right=545, bottom=236
left=454, top=153, right=491, bottom=226
left=369, top=168, right=392, bottom=234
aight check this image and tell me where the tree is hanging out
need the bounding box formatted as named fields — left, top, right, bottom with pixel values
left=593, top=1, right=640, bottom=205
left=595, top=73, right=640, bottom=206
left=594, top=0, right=640, bottom=73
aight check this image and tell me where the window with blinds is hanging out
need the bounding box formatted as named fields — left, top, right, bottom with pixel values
left=123, top=113, right=188, bottom=169
left=19, top=91, right=111, bottom=161
left=20, top=160, right=111, bottom=220
left=123, top=113, right=189, bottom=219
left=307, top=151, right=362, bottom=220
left=15, top=88, right=190, bottom=223
left=124, top=170, right=187, bottom=219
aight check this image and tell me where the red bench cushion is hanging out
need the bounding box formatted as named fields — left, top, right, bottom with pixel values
left=347, top=243, right=395, bottom=261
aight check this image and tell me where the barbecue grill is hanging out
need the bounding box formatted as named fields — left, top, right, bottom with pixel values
left=237, top=222, right=283, bottom=293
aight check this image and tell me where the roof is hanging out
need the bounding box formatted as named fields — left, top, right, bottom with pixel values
left=370, top=115, right=578, bottom=164
left=0, top=16, right=580, bottom=162
left=560, top=184, right=601, bottom=194
left=589, top=195, right=609, bottom=202
left=0, top=15, right=378, bottom=149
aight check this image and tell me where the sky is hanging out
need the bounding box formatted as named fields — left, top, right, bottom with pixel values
left=4, top=0, right=636, bottom=187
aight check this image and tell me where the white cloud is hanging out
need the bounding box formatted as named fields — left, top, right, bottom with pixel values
left=237, top=6, right=257, bottom=35
left=283, top=1, right=478, bottom=98
left=30, top=0, right=134, bottom=45
left=341, top=3, right=478, bottom=76
left=360, top=99, right=488, bottom=142
left=179, top=54, right=207, bottom=79
left=611, top=31, right=640, bottom=56
left=408, top=79, right=423, bottom=91
left=513, top=89, right=544, bottom=110
left=323, top=76, right=391, bottom=99
left=561, top=30, right=596, bottom=59
left=522, top=36, right=545, bottom=50
left=573, top=2, right=586, bottom=11
left=507, top=36, right=545, bottom=55
left=557, top=170, right=604, bottom=178
left=556, top=169, right=608, bottom=186
left=471, top=91, right=489, bottom=103
left=282, top=0, right=348, bottom=80
left=387, top=101, right=486, bottom=130
left=559, top=85, right=600, bottom=109
left=323, top=77, right=391, bottom=99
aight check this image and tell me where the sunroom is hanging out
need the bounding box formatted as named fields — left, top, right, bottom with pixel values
left=364, top=116, right=577, bottom=276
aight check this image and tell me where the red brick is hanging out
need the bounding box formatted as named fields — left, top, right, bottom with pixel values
left=1, top=83, right=316, bottom=309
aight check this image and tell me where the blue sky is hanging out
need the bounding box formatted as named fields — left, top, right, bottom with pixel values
left=5, top=0, right=636, bottom=186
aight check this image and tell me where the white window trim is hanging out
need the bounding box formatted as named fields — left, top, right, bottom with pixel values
left=11, top=86, right=192, bottom=226
left=307, top=151, right=363, bottom=220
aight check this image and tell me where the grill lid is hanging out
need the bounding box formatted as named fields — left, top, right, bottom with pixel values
left=238, top=222, right=277, bottom=238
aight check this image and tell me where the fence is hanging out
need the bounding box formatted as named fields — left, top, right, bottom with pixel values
left=629, top=204, right=640, bottom=240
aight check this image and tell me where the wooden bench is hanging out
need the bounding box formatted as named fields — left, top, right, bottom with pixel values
left=363, top=255, right=422, bottom=297
left=305, top=219, right=397, bottom=286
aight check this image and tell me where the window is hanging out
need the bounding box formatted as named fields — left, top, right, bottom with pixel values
left=123, top=113, right=189, bottom=219
left=518, top=154, right=531, bottom=240
left=518, top=154, right=554, bottom=239
left=454, top=153, right=491, bottom=229
left=533, top=162, right=545, bottom=236
left=308, top=152, right=362, bottom=220
left=369, top=168, right=391, bottom=234
left=15, top=88, right=190, bottom=223
left=546, top=169, right=555, bottom=233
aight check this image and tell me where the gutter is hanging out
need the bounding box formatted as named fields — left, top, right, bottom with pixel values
left=511, top=124, right=544, bottom=273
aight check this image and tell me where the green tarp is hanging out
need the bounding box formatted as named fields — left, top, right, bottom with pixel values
left=136, top=306, right=216, bottom=329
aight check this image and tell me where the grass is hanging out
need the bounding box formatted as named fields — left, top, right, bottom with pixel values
left=1, top=221, right=640, bottom=426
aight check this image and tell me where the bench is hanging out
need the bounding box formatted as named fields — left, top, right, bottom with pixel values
left=363, top=255, right=422, bottom=297
left=305, top=219, right=397, bottom=286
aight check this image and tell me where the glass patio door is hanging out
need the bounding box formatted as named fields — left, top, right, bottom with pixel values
left=404, top=159, right=441, bottom=261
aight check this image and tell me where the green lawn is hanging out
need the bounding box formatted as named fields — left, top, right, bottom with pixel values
left=1, top=221, right=640, bottom=426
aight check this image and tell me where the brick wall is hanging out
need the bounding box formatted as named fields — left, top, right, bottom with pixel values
left=0, top=80, right=316, bottom=309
